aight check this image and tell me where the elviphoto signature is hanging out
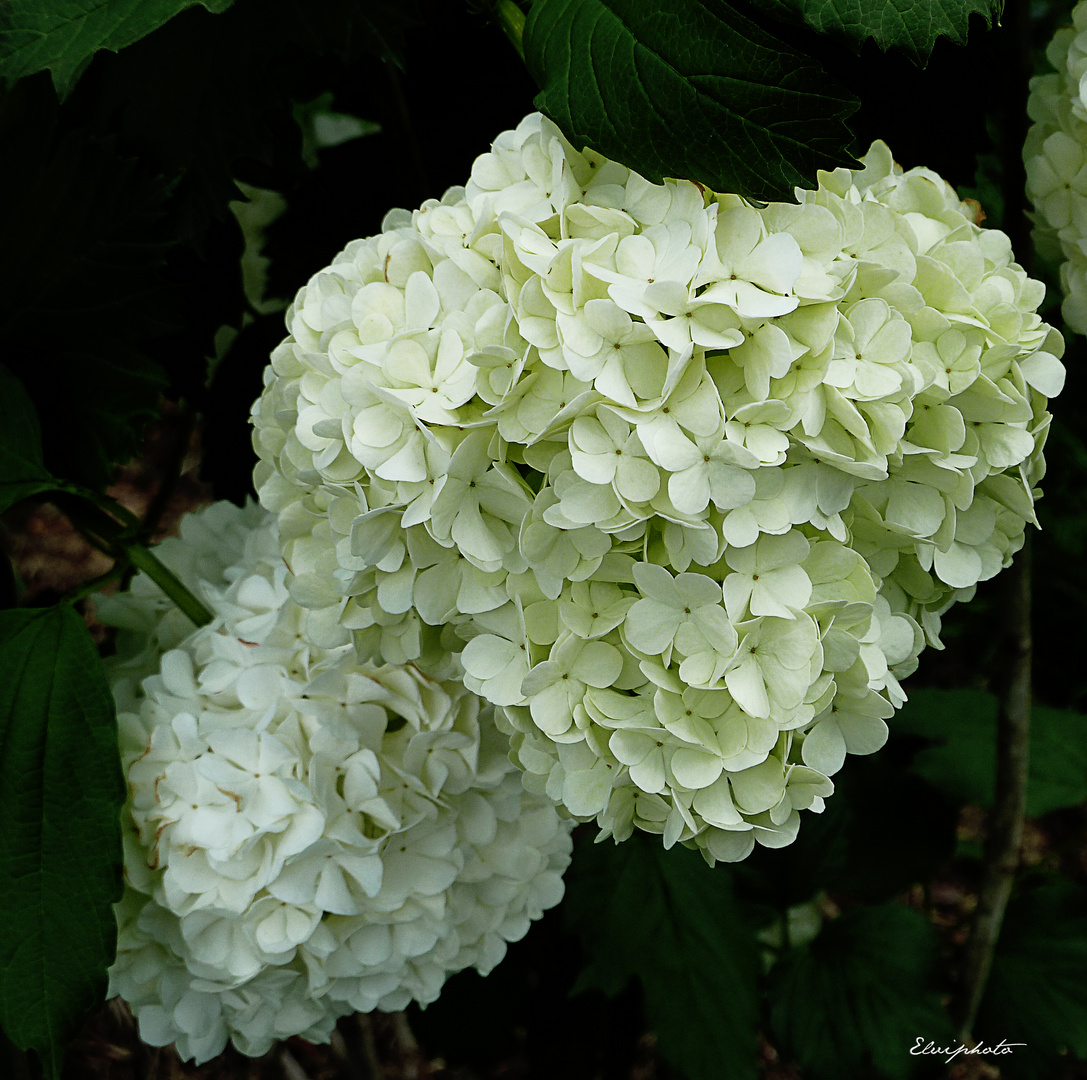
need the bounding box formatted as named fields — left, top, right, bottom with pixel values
left=910, top=1037, right=1027, bottom=1064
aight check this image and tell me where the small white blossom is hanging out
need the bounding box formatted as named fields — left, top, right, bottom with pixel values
left=1026, top=4, right=1087, bottom=333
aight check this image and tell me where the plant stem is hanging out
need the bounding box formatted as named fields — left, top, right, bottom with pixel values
left=954, top=541, right=1032, bottom=1039
left=83, top=488, right=143, bottom=532
left=54, top=491, right=214, bottom=628
left=952, top=0, right=1034, bottom=1039
left=329, top=1024, right=377, bottom=1080
left=122, top=541, right=214, bottom=627
left=493, top=0, right=526, bottom=61
left=64, top=564, right=127, bottom=607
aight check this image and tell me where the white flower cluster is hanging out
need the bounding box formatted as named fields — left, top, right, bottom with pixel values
left=252, top=113, right=1062, bottom=863
left=1026, top=0, right=1087, bottom=332
left=99, top=502, right=572, bottom=1063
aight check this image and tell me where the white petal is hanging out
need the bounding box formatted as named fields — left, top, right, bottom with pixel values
left=670, top=748, right=724, bottom=790
left=801, top=718, right=847, bottom=775
left=728, top=758, right=786, bottom=813
left=724, top=658, right=769, bottom=719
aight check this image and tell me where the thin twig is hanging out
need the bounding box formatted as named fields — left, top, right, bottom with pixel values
left=53, top=491, right=214, bottom=627
left=954, top=541, right=1032, bottom=1039
left=63, top=562, right=127, bottom=607
left=279, top=1047, right=311, bottom=1080
left=326, top=1021, right=373, bottom=1077
left=952, top=0, right=1035, bottom=1038
left=390, top=1010, right=419, bottom=1054
left=145, top=1043, right=161, bottom=1080
left=331, top=1014, right=381, bottom=1080
left=387, top=1011, right=423, bottom=1080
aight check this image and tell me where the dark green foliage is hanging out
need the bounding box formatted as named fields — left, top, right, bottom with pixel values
left=83, top=6, right=303, bottom=244
left=0, top=0, right=428, bottom=495
left=522, top=0, right=1006, bottom=202
left=0, top=78, right=173, bottom=489
left=564, top=830, right=760, bottom=1080
left=1034, top=416, right=1087, bottom=710
left=768, top=903, right=954, bottom=1080
left=893, top=688, right=1087, bottom=816
left=760, top=0, right=1003, bottom=65
left=975, top=877, right=1087, bottom=1079
left=523, top=0, right=859, bottom=202
left=0, top=0, right=234, bottom=97
left=83, top=0, right=423, bottom=242
left=0, top=366, right=58, bottom=514
left=0, top=606, right=125, bottom=1080
left=740, top=750, right=957, bottom=907
left=409, top=902, right=647, bottom=1079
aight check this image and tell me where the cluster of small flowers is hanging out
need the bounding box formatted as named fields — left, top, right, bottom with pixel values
left=1025, top=0, right=1087, bottom=332
left=252, top=113, right=1062, bottom=862
left=99, top=502, right=572, bottom=1063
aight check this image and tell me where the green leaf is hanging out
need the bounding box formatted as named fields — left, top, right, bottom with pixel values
left=760, top=0, right=1003, bottom=67
left=769, top=903, right=954, bottom=1080
left=1022, top=704, right=1087, bottom=815
left=0, top=365, right=58, bottom=514
left=0, top=606, right=125, bottom=1079
left=892, top=688, right=1087, bottom=817
left=565, top=830, right=760, bottom=1080
left=523, top=0, right=859, bottom=203
left=975, top=877, right=1087, bottom=1079
left=0, top=0, right=235, bottom=98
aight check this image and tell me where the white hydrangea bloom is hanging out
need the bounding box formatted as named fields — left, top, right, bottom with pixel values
left=102, top=502, right=572, bottom=1064
left=253, top=113, right=1061, bottom=863
left=1026, top=0, right=1087, bottom=333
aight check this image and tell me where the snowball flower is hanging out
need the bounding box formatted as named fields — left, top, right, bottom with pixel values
left=1026, top=0, right=1087, bottom=335
left=101, top=502, right=572, bottom=1063
left=253, top=112, right=1061, bottom=864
